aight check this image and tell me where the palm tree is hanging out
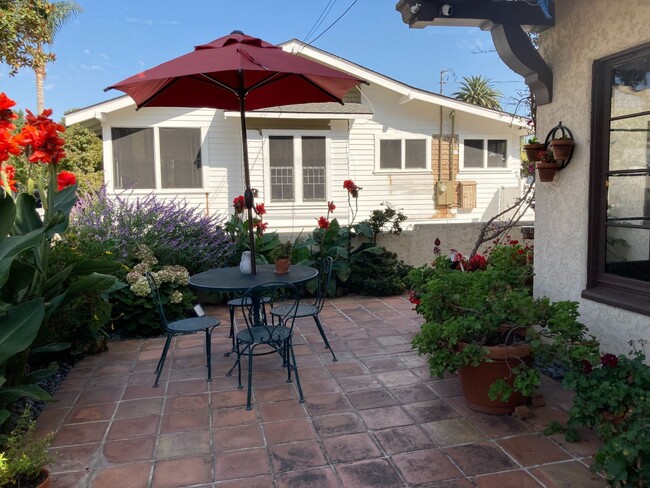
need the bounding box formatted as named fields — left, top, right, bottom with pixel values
left=34, top=1, right=82, bottom=113
left=453, top=75, right=503, bottom=111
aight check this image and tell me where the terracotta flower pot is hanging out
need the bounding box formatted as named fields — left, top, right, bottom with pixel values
left=33, top=468, right=51, bottom=488
left=523, top=143, right=546, bottom=162
left=535, top=161, right=558, bottom=182
left=549, top=138, right=574, bottom=161
left=457, top=342, right=533, bottom=414
left=274, top=258, right=290, bottom=275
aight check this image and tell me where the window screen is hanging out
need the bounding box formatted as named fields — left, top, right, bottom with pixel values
left=380, top=140, right=402, bottom=169
left=405, top=140, right=427, bottom=169
left=112, top=128, right=155, bottom=189
left=487, top=140, right=507, bottom=168
left=302, top=136, right=326, bottom=201
left=464, top=139, right=484, bottom=168
left=269, top=136, right=294, bottom=202
left=159, top=128, right=202, bottom=188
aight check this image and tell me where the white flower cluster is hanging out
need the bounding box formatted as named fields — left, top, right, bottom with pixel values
left=169, top=290, right=184, bottom=304
left=130, top=277, right=152, bottom=297
left=126, top=246, right=190, bottom=303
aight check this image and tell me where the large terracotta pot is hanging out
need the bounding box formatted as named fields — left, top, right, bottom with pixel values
left=458, top=342, right=533, bottom=415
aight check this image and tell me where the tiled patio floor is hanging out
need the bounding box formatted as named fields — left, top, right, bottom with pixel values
left=37, top=296, right=606, bottom=487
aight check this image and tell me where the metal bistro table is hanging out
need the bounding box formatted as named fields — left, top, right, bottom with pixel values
left=189, top=264, right=319, bottom=352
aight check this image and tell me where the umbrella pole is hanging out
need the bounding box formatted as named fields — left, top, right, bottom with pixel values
left=238, top=71, right=256, bottom=275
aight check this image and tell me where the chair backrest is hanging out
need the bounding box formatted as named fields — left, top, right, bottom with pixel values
left=313, top=256, right=334, bottom=313
left=240, top=281, right=300, bottom=341
left=144, top=272, right=169, bottom=327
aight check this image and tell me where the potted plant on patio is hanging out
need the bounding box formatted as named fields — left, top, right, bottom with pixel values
left=0, top=409, right=54, bottom=488
left=409, top=242, right=599, bottom=414
left=523, top=136, right=546, bottom=162
left=270, top=240, right=293, bottom=274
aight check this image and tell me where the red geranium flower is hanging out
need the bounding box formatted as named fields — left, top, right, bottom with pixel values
left=254, top=203, right=266, bottom=216
left=601, top=353, right=619, bottom=368
left=232, top=195, right=245, bottom=213
left=467, top=253, right=487, bottom=271
left=408, top=290, right=421, bottom=305
left=327, top=201, right=336, bottom=213
left=581, top=360, right=593, bottom=375
left=57, top=171, right=77, bottom=191
left=0, top=93, right=18, bottom=131
left=1, top=163, right=17, bottom=192
left=317, top=216, right=330, bottom=229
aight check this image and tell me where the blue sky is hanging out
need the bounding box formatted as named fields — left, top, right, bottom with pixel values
left=0, top=0, right=529, bottom=119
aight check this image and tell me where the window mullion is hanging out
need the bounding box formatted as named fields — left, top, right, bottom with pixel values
left=153, top=127, right=162, bottom=190
left=295, top=137, right=303, bottom=203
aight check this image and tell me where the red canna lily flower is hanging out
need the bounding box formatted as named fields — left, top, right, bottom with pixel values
left=254, top=203, right=266, bottom=216
left=15, top=110, right=66, bottom=164
left=343, top=179, right=361, bottom=198
left=57, top=171, right=77, bottom=191
left=327, top=201, right=336, bottom=213
left=317, top=216, right=330, bottom=229
left=232, top=195, right=245, bottom=213
left=0, top=130, right=22, bottom=163
left=1, top=163, right=18, bottom=192
left=0, top=93, right=18, bottom=131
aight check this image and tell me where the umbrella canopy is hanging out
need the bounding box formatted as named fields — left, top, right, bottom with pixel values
left=107, top=31, right=365, bottom=274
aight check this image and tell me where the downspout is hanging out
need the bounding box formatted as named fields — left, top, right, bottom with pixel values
left=449, top=110, right=456, bottom=179
left=438, top=105, right=443, bottom=183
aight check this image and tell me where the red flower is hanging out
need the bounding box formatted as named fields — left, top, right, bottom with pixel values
left=232, top=195, right=245, bottom=213
left=15, top=110, right=66, bottom=164
left=254, top=220, right=268, bottom=236
left=0, top=93, right=18, bottom=131
left=509, top=240, right=519, bottom=246
left=582, top=360, right=593, bottom=375
left=467, top=253, right=487, bottom=271
left=254, top=203, right=266, bottom=216
left=343, top=179, right=361, bottom=198
left=317, top=216, right=330, bottom=229
left=601, top=353, right=619, bottom=368
left=434, top=238, right=441, bottom=246
left=327, top=201, right=336, bottom=213
left=1, top=163, right=17, bottom=192
left=408, top=291, right=421, bottom=305
left=57, top=171, right=77, bottom=191
left=0, top=130, right=22, bottom=163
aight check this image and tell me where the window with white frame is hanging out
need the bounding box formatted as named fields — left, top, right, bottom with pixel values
left=378, top=138, right=427, bottom=170
left=111, top=127, right=202, bottom=190
left=268, top=135, right=327, bottom=203
left=463, top=139, right=508, bottom=169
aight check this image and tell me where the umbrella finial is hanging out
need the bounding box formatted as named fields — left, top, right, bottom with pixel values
left=231, top=30, right=245, bottom=35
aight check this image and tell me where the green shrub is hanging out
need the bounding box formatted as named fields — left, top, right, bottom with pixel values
left=347, top=248, right=412, bottom=296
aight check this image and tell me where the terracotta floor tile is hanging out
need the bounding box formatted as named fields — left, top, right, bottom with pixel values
left=497, top=434, right=571, bottom=466
left=322, top=432, right=382, bottom=463
left=164, top=392, right=209, bottom=413
left=49, top=390, right=80, bottom=408
left=473, top=470, right=544, bottom=488
left=524, top=406, right=570, bottom=431
left=335, top=459, right=403, bottom=488
left=66, top=403, right=115, bottom=423
left=255, top=383, right=299, bottom=403
left=270, top=440, right=328, bottom=472
left=257, top=400, right=306, bottom=422
left=51, top=421, right=108, bottom=447
left=312, top=413, right=366, bottom=438
left=103, top=436, right=156, bottom=463
left=215, top=475, right=274, bottom=487
left=297, top=366, right=332, bottom=381
left=390, top=383, right=439, bottom=404
left=358, top=405, right=414, bottom=430
left=304, top=393, right=352, bottom=416
left=161, top=410, right=210, bottom=433
left=156, top=431, right=211, bottom=459
left=530, top=461, right=605, bottom=488
left=469, top=413, right=534, bottom=438
left=76, top=386, right=124, bottom=405
left=212, top=406, right=258, bottom=428
left=211, top=389, right=250, bottom=408
left=91, top=463, right=153, bottom=488
left=107, top=414, right=160, bottom=440
left=428, top=378, right=463, bottom=398
left=375, top=369, right=421, bottom=388
left=299, top=378, right=341, bottom=396
left=345, top=389, right=397, bottom=410
left=49, top=443, right=101, bottom=473
left=444, top=443, right=517, bottom=476
left=275, top=466, right=339, bottom=488
left=50, top=471, right=87, bottom=488
left=213, top=424, right=265, bottom=451
left=122, top=383, right=165, bottom=400
left=214, top=448, right=270, bottom=480
left=263, top=418, right=316, bottom=444
left=373, top=424, right=437, bottom=454
left=152, top=455, right=212, bottom=488
left=115, top=397, right=164, bottom=418
left=326, top=362, right=368, bottom=377
left=361, top=357, right=405, bottom=373
left=403, top=399, right=461, bottom=423
left=422, top=418, right=487, bottom=448
left=548, top=426, right=603, bottom=457
left=392, top=448, right=462, bottom=484
left=166, top=378, right=211, bottom=396
left=335, top=374, right=384, bottom=393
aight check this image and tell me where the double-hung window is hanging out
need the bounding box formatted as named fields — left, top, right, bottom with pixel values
left=111, top=127, right=202, bottom=190
left=378, top=138, right=428, bottom=170
left=585, top=43, right=650, bottom=315
left=268, top=134, right=327, bottom=203
left=462, top=139, right=507, bottom=169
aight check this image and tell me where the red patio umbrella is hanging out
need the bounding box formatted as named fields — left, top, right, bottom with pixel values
left=106, top=31, right=366, bottom=274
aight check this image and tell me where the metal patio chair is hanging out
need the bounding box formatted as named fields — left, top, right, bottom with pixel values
left=145, top=273, right=220, bottom=388
left=234, top=281, right=303, bottom=410
left=270, top=256, right=337, bottom=361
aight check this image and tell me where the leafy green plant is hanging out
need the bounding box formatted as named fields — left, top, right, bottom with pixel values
left=269, top=240, right=292, bottom=262
left=347, top=248, right=412, bottom=296
left=0, top=407, right=53, bottom=487
left=562, top=343, right=650, bottom=486
left=363, top=202, right=407, bottom=243
left=224, top=195, right=278, bottom=266
left=409, top=241, right=599, bottom=402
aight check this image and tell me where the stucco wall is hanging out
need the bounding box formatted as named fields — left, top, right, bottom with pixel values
left=535, top=0, right=650, bottom=354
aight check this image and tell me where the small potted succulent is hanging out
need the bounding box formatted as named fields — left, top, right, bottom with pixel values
left=270, top=240, right=293, bottom=274
left=0, top=409, right=54, bottom=488
left=523, top=136, right=546, bottom=162
left=535, top=150, right=558, bottom=182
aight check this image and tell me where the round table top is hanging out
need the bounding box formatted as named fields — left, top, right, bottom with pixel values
left=189, top=264, right=318, bottom=292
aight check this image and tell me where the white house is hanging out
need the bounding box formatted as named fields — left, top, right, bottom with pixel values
left=65, top=40, right=530, bottom=234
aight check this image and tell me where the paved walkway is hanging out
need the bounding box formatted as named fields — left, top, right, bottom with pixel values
left=37, top=296, right=606, bottom=487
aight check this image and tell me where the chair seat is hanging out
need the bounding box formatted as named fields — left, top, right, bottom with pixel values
left=167, top=316, right=220, bottom=333
left=228, top=296, right=272, bottom=307
left=236, top=325, right=291, bottom=344
left=271, top=303, right=318, bottom=318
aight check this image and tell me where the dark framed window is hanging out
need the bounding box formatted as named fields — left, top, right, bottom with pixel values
left=379, top=138, right=427, bottom=170
left=159, top=128, right=202, bottom=189
left=584, top=42, right=650, bottom=315
left=112, top=128, right=155, bottom=189
left=463, top=139, right=507, bottom=168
